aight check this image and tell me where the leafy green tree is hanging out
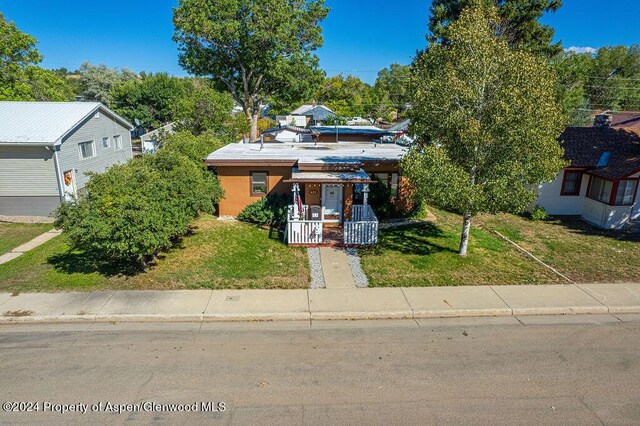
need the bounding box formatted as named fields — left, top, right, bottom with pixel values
left=173, top=0, right=329, bottom=141
left=171, top=79, right=234, bottom=135
left=0, top=13, right=73, bottom=101
left=428, top=0, right=563, bottom=57
left=587, top=45, right=640, bottom=111
left=160, top=131, right=224, bottom=163
left=374, top=63, right=411, bottom=119
left=317, top=74, right=378, bottom=118
left=550, top=51, right=594, bottom=125
left=109, top=73, right=189, bottom=128
left=56, top=136, right=223, bottom=266
left=77, top=62, right=137, bottom=104
left=406, top=2, right=566, bottom=256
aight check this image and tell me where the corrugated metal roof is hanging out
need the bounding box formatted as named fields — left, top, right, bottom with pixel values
left=0, top=101, right=132, bottom=144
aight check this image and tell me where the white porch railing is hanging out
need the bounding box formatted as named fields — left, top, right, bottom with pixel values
left=286, top=205, right=323, bottom=244
left=286, top=221, right=323, bottom=244
left=344, top=205, right=379, bottom=245
left=285, top=204, right=379, bottom=245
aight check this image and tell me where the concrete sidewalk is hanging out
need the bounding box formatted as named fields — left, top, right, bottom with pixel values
left=1, top=283, right=640, bottom=324
left=319, top=247, right=356, bottom=288
left=0, top=229, right=61, bottom=265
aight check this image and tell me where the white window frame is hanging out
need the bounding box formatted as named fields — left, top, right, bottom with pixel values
left=113, top=135, right=123, bottom=150
left=78, top=140, right=96, bottom=160
left=588, top=176, right=613, bottom=204
left=102, top=137, right=111, bottom=149
left=614, top=180, right=637, bottom=206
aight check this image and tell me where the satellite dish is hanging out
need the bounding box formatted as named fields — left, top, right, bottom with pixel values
left=134, top=118, right=141, bottom=126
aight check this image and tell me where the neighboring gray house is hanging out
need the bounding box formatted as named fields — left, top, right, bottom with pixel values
left=0, top=101, right=133, bottom=216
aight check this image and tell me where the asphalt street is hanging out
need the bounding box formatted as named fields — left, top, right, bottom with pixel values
left=1, top=314, right=639, bottom=425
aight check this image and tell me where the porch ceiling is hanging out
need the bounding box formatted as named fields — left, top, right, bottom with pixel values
left=285, top=167, right=372, bottom=183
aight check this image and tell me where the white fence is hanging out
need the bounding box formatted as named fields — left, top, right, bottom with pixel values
left=286, top=221, right=323, bottom=245
left=286, top=204, right=378, bottom=245
left=344, top=205, right=379, bottom=245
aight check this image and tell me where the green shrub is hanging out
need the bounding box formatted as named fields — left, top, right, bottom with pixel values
left=530, top=205, right=549, bottom=221
left=55, top=134, right=223, bottom=266
left=160, top=131, right=224, bottom=163
left=237, top=194, right=291, bottom=226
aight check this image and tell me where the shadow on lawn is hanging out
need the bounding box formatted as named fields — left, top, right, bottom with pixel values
left=364, top=222, right=457, bottom=256
left=47, top=250, right=144, bottom=277
left=547, top=216, right=640, bottom=243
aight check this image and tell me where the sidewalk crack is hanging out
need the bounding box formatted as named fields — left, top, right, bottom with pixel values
left=400, top=288, right=415, bottom=319
left=200, top=290, right=215, bottom=328
left=489, top=286, right=514, bottom=317
left=572, top=283, right=608, bottom=310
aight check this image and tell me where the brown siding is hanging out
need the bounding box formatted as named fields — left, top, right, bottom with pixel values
left=215, top=166, right=292, bottom=216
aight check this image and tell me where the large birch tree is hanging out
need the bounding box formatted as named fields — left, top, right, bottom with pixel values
left=404, top=2, right=566, bottom=256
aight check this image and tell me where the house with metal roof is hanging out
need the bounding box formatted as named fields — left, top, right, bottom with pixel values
left=284, top=104, right=337, bottom=127
left=0, top=101, right=133, bottom=216
left=535, top=126, right=640, bottom=230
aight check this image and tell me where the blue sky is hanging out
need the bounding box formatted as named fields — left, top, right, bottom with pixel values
left=1, top=0, right=639, bottom=84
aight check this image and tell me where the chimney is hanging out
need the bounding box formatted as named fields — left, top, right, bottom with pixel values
left=594, top=113, right=613, bottom=128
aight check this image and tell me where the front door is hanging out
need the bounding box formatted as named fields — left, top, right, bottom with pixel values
left=322, top=184, right=343, bottom=222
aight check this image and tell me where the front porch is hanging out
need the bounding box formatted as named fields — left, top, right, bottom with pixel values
left=282, top=167, right=380, bottom=246
left=286, top=203, right=379, bottom=246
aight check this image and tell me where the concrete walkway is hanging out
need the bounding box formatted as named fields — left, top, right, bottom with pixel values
left=0, top=229, right=61, bottom=265
left=319, top=247, right=356, bottom=288
left=1, top=283, right=640, bottom=323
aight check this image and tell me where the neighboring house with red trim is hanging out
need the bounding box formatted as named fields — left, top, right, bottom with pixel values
left=536, top=126, right=640, bottom=229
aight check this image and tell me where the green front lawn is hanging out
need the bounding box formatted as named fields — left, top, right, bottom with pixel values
left=477, top=214, right=640, bottom=283
left=0, top=216, right=309, bottom=292
left=360, top=210, right=561, bottom=287
left=0, top=222, right=53, bottom=256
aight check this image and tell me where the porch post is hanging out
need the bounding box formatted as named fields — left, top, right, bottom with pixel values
left=362, top=183, right=369, bottom=206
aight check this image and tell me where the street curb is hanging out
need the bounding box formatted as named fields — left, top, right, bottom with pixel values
left=0, top=306, right=633, bottom=324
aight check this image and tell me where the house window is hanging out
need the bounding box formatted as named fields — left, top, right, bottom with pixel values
left=78, top=141, right=95, bottom=159
left=390, top=173, right=399, bottom=197
left=102, top=137, right=110, bottom=148
left=588, top=176, right=613, bottom=204
left=374, top=173, right=389, bottom=186
left=113, top=135, right=122, bottom=150
left=614, top=180, right=638, bottom=206
left=250, top=172, right=268, bottom=195
left=561, top=171, right=582, bottom=196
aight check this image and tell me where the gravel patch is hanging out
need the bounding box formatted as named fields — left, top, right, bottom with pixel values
left=0, top=215, right=55, bottom=224
left=307, top=247, right=325, bottom=289
left=344, top=248, right=368, bottom=288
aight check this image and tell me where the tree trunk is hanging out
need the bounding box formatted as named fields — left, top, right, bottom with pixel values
left=250, top=112, right=259, bottom=142
left=459, top=212, right=472, bottom=256
left=243, top=109, right=253, bottom=141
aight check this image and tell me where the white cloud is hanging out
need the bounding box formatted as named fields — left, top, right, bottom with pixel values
left=565, top=46, right=598, bottom=55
